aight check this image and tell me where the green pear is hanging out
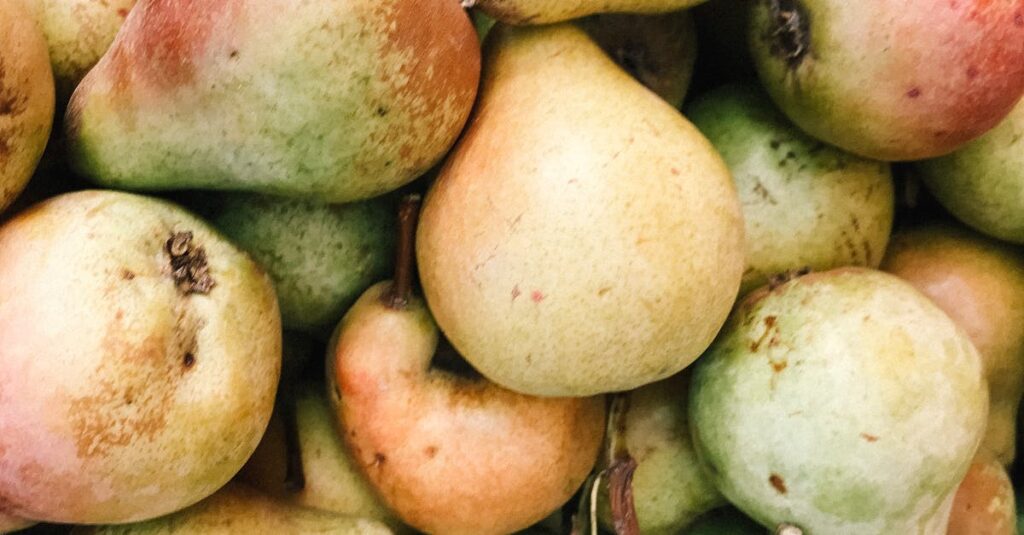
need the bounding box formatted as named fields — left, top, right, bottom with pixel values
left=65, top=0, right=480, bottom=203
left=329, top=197, right=606, bottom=534
left=474, top=0, right=707, bottom=25
left=690, top=268, right=988, bottom=534
left=199, top=193, right=395, bottom=336
left=0, top=0, right=54, bottom=214
left=687, top=85, right=893, bottom=295
left=917, top=99, right=1024, bottom=244
left=683, top=507, right=765, bottom=535
left=947, top=455, right=1016, bottom=535
left=579, top=10, right=698, bottom=109
left=417, top=23, right=744, bottom=397
left=73, top=483, right=392, bottom=534
left=0, top=190, right=281, bottom=524
left=237, top=384, right=406, bottom=532
left=30, top=0, right=136, bottom=100
left=882, top=224, right=1024, bottom=466
left=597, top=374, right=725, bottom=534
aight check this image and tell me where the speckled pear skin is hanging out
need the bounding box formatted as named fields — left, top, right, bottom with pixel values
left=917, top=99, right=1024, bottom=244
left=0, top=190, right=281, bottom=524
left=417, top=24, right=744, bottom=397
left=0, top=0, right=54, bottom=214
left=883, top=224, right=1024, bottom=466
left=65, top=0, right=480, bottom=203
left=328, top=282, right=606, bottom=535
left=687, top=85, right=893, bottom=295
left=476, top=0, right=707, bottom=25
left=597, top=374, right=725, bottom=535
left=72, top=483, right=394, bottom=535
left=947, top=456, right=1016, bottom=535
left=205, top=193, right=395, bottom=336
left=748, top=0, right=1024, bottom=161
left=690, top=268, right=988, bottom=534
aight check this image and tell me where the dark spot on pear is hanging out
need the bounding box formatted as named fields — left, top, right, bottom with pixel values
left=966, top=66, right=979, bottom=79
left=373, top=452, right=387, bottom=467
left=424, top=446, right=438, bottom=458
left=121, top=269, right=136, bottom=280
left=182, top=352, right=195, bottom=369
left=1015, top=11, right=1023, bottom=26
left=770, top=473, right=788, bottom=494
left=767, top=0, right=810, bottom=69
left=906, top=87, right=921, bottom=98
left=166, top=231, right=215, bottom=295
left=861, top=433, right=879, bottom=442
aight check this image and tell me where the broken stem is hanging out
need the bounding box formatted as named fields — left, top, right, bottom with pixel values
left=384, top=194, right=422, bottom=309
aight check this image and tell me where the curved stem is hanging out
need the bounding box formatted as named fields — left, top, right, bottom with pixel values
left=384, top=194, right=422, bottom=309
left=605, top=393, right=639, bottom=535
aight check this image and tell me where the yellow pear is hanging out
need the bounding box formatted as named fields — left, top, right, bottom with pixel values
left=475, top=0, right=707, bottom=25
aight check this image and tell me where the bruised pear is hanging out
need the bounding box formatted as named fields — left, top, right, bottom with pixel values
left=0, top=190, right=281, bottom=524
left=0, top=0, right=54, bottom=214
left=66, top=0, right=480, bottom=202
left=748, top=0, right=1024, bottom=161
left=882, top=224, right=1024, bottom=465
left=418, top=24, right=744, bottom=397
left=690, top=268, right=988, bottom=534
left=947, top=456, right=1016, bottom=535
left=475, top=0, right=707, bottom=25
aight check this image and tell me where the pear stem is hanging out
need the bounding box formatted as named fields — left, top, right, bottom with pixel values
left=385, top=194, right=422, bottom=309
left=605, top=393, right=639, bottom=535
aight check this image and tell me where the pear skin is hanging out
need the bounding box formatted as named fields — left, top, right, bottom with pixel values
left=0, top=0, right=54, bottom=214
left=882, top=224, right=1024, bottom=465
left=66, top=0, right=479, bottom=202
left=0, top=190, right=281, bottom=524
left=948, top=456, right=1016, bottom=535
left=417, top=24, right=744, bottom=397
left=0, top=513, right=34, bottom=534
left=329, top=282, right=606, bottom=535
left=476, top=0, right=707, bottom=25
left=72, top=483, right=392, bottom=535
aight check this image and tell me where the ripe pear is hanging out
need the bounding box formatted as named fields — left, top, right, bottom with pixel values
left=948, top=456, right=1016, bottom=535
left=597, top=374, right=725, bottom=534
left=329, top=197, right=606, bottom=534
left=748, top=0, right=1024, bottom=161
left=237, top=384, right=406, bottom=532
left=30, top=0, right=136, bottom=100
left=417, top=23, right=744, bottom=397
left=687, top=85, right=893, bottom=295
left=690, top=268, right=988, bottom=534
left=474, top=0, right=707, bottom=25
left=199, top=193, right=395, bottom=336
left=882, top=224, right=1024, bottom=465
left=0, top=190, right=281, bottom=524
left=66, top=0, right=480, bottom=203
left=578, top=10, right=698, bottom=109
left=73, top=483, right=392, bottom=535
left=917, top=99, right=1024, bottom=244
left=0, top=0, right=54, bottom=214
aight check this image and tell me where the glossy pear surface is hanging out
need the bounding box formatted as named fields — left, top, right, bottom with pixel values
left=418, top=24, right=744, bottom=397
left=883, top=224, right=1024, bottom=465
left=0, top=0, right=54, bottom=214
left=0, top=191, right=281, bottom=524
left=690, top=268, right=988, bottom=534
left=329, top=282, right=606, bottom=535
left=477, top=0, right=707, bottom=24
left=66, top=0, right=480, bottom=202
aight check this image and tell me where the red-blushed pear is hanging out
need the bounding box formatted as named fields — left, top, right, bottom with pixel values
left=748, top=0, right=1024, bottom=161
left=65, top=0, right=480, bottom=203
left=882, top=224, right=1024, bottom=466
left=0, top=190, right=281, bottom=524
left=417, top=23, right=744, bottom=397
left=947, top=455, right=1016, bottom=535
left=0, top=0, right=54, bottom=214
left=474, top=0, right=707, bottom=25
left=328, top=197, right=606, bottom=535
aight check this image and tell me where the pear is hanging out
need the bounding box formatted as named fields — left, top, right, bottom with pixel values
left=690, top=268, right=988, bottom=534
left=329, top=197, right=606, bottom=535
left=596, top=374, right=725, bottom=534
left=0, top=190, right=281, bottom=524
left=30, top=0, right=136, bottom=100
left=947, top=456, right=1016, bottom=535
left=917, top=99, right=1024, bottom=244
left=65, top=0, right=480, bottom=203
left=198, top=193, right=395, bottom=336
left=73, top=483, right=392, bottom=535
left=683, top=507, right=765, bottom=535
left=578, top=10, right=698, bottom=109
left=417, top=23, right=744, bottom=397
left=882, top=224, right=1024, bottom=465
left=0, top=0, right=54, bottom=214
left=687, top=85, right=894, bottom=295
left=0, top=513, right=34, bottom=534
left=474, top=0, right=707, bottom=25
left=237, top=384, right=406, bottom=532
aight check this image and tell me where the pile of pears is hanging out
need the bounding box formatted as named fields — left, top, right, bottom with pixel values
left=4, top=0, right=1024, bottom=533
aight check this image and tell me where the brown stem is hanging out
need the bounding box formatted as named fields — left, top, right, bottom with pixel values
left=281, top=387, right=305, bottom=493
left=384, top=194, right=422, bottom=309
left=607, top=456, right=640, bottom=535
